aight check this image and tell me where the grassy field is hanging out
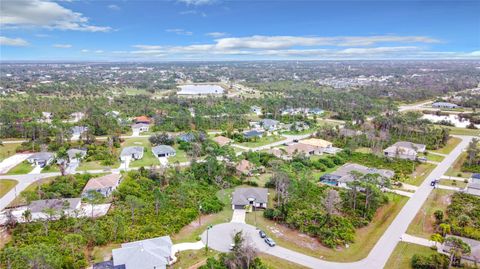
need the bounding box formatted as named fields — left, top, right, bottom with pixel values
left=407, top=189, right=454, bottom=239
left=421, top=152, right=444, bottom=163
left=172, top=188, right=234, bottom=244
left=9, top=176, right=56, bottom=207
left=439, top=179, right=468, bottom=189
left=238, top=135, right=286, bottom=148
left=445, top=152, right=472, bottom=178
left=0, top=143, right=19, bottom=162
left=0, top=179, right=18, bottom=198
left=258, top=253, right=309, bottom=269
left=430, top=137, right=462, bottom=155
left=174, top=249, right=220, bottom=269
left=385, top=242, right=437, bottom=269
left=355, top=147, right=373, bottom=154
left=404, top=163, right=436, bottom=186
left=168, top=144, right=189, bottom=163
left=7, top=161, right=34, bottom=175
left=442, top=126, right=480, bottom=136
left=245, top=193, right=408, bottom=262
left=77, top=160, right=119, bottom=171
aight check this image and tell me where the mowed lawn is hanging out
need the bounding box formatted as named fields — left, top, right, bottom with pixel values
left=421, top=152, right=444, bottom=163
left=406, top=189, right=454, bottom=239
left=168, top=144, right=189, bottom=163
left=238, top=135, right=286, bottom=148
left=385, top=242, right=437, bottom=269
left=430, top=136, right=461, bottom=155
left=7, top=161, right=34, bottom=175
left=245, top=193, right=408, bottom=262
left=404, top=163, right=436, bottom=186
left=0, top=179, right=18, bottom=198
left=0, top=143, right=19, bottom=162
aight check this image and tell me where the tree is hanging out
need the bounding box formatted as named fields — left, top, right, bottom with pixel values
left=153, top=188, right=166, bottom=216
left=444, top=237, right=471, bottom=268
left=85, top=190, right=104, bottom=218
left=55, top=147, right=69, bottom=176
left=125, top=195, right=144, bottom=224
left=439, top=223, right=451, bottom=237
left=22, top=209, right=32, bottom=223
left=149, top=133, right=174, bottom=146
left=434, top=210, right=444, bottom=223
left=430, top=233, right=444, bottom=244
left=466, top=138, right=479, bottom=165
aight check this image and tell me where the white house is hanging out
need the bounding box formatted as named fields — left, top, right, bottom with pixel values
left=26, top=152, right=54, bottom=167
left=384, top=141, right=426, bottom=161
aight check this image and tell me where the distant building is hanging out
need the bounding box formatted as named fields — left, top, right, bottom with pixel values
left=67, top=148, right=87, bottom=162
left=71, top=126, right=88, bottom=138
left=134, top=115, right=152, bottom=124
left=177, top=133, right=196, bottom=143
left=432, top=102, right=459, bottom=109
left=308, top=108, right=324, bottom=115
left=339, top=128, right=363, bottom=137
left=131, top=123, right=149, bottom=133
left=251, top=106, right=262, bottom=115
left=243, top=130, right=264, bottom=139
left=285, top=143, right=318, bottom=156
left=111, top=236, right=174, bottom=269
left=384, top=141, right=426, bottom=161
left=120, top=146, right=144, bottom=161
left=231, top=187, right=268, bottom=210
left=236, top=159, right=255, bottom=176
left=320, top=163, right=394, bottom=188
left=70, top=112, right=85, bottom=123
left=213, top=135, right=232, bottom=146
left=27, top=152, right=54, bottom=167
left=152, top=145, right=176, bottom=158
left=298, top=138, right=333, bottom=153
left=260, top=119, right=280, bottom=131
left=82, top=173, right=122, bottom=198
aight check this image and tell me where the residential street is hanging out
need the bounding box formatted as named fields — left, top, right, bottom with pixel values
left=202, top=135, right=474, bottom=269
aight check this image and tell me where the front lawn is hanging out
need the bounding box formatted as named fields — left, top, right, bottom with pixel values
left=245, top=193, right=408, bottom=262
left=430, top=136, right=461, bottom=155
left=439, top=179, right=468, bottom=189
left=168, top=145, right=189, bottom=163
left=406, top=189, right=454, bottom=239
left=41, top=164, right=60, bottom=173
left=385, top=242, right=437, bottom=269
left=130, top=149, right=160, bottom=168
left=421, top=152, right=444, bottom=163
left=445, top=152, right=472, bottom=178
left=0, top=179, right=18, bottom=198
left=238, top=135, right=286, bottom=148
left=404, top=163, right=436, bottom=186
left=7, top=161, right=33, bottom=175
left=258, top=253, right=309, bottom=269
left=174, top=249, right=220, bottom=269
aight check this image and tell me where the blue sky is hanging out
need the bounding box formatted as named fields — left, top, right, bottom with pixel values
left=1, top=0, right=479, bottom=61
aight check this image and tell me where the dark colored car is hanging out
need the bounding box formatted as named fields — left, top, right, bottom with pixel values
left=259, top=230, right=266, bottom=238
left=264, top=237, right=276, bottom=247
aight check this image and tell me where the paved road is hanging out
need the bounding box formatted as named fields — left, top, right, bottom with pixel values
left=202, top=136, right=474, bottom=269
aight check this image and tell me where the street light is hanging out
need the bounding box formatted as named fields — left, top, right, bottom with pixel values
left=205, top=224, right=212, bottom=253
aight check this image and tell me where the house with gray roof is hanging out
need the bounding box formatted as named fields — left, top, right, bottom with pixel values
left=243, top=130, right=264, bottom=139
left=260, top=119, right=280, bottom=131
left=384, top=141, right=426, bottom=161
left=27, top=152, right=54, bottom=167
left=152, top=145, right=176, bottom=158
left=432, top=102, right=459, bottom=109
left=441, top=235, right=480, bottom=263
left=71, top=126, right=88, bottom=138
left=320, top=163, right=394, bottom=188
left=231, top=187, right=268, bottom=210
left=120, top=146, right=144, bottom=161
left=177, top=133, right=195, bottom=143
left=27, top=198, right=82, bottom=219
left=111, top=236, right=174, bottom=269
left=131, top=123, right=149, bottom=133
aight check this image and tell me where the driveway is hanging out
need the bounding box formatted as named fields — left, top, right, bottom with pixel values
left=29, top=165, right=43, bottom=174
left=231, top=209, right=246, bottom=223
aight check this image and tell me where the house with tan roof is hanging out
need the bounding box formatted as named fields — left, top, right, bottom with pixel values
left=213, top=135, right=232, bottom=146
left=82, top=173, right=122, bottom=198
left=236, top=159, right=255, bottom=176
left=298, top=138, right=333, bottom=153
left=285, top=143, right=319, bottom=156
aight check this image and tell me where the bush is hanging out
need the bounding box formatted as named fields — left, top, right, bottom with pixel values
left=411, top=253, right=449, bottom=269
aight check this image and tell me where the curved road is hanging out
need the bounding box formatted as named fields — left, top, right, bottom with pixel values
left=202, top=135, right=474, bottom=269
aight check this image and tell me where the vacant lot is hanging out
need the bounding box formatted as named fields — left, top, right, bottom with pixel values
left=430, top=136, right=461, bottom=155
left=238, top=135, right=286, bottom=148
left=385, top=242, right=437, bottom=269
left=407, top=189, right=454, bottom=239
left=445, top=152, right=472, bottom=178
left=8, top=177, right=55, bottom=207
left=0, top=179, right=18, bottom=198
left=245, top=193, right=408, bottom=262
left=404, top=163, right=436, bottom=186
left=0, top=143, right=19, bottom=162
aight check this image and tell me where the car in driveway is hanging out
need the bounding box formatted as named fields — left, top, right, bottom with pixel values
left=264, top=237, right=276, bottom=247
left=259, top=230, right=266, bottom=238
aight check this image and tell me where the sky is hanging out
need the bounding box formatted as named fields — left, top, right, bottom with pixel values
left=0, top=0, right=479, bottom=61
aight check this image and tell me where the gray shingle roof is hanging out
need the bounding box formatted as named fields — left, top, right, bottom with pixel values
left=27, top=152, right=54, bottom=162
left=113, top=236, right=172, bottom=269
left=331, top=163, right=394, bottom=183
left=152, top=145, right=176, bottom=156
left=28, top=198, right=81, bottom=213
left=232, top=187, right=268, bottom=206
left=120, top=146, right=144, bottom=157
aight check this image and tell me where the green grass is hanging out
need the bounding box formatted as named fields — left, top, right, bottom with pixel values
left=0, top=179, right=18, bottom=198
left=422, top=153, right=444, bottom=163
left=258, top=253, right=309, bottom=269
left=407, top=189, right=454, bottom=239
left=437, top=126, right=480, bottom=136
left=439, top=179, right=467, bottom=189
left=246, top=193, right=408, bottom=262
left=445, top=152, right=472, bottom=178
left=122, top=136, right=159, bottom=167
left=168, top=145, right=189, bottom=163
left=9, top=177, right=55, bottom=207
left=281, top=128, right=315, bottom=135
left=41, top=164, right=60, bottom=173
left=91, top=243, right=120, bottom=263
left=7, top=161, right=34, bottom=175
left=172, top=188, right=234, bottom=244
left=385, top=242, right=437, bottom=269
left=430, top=137, right=461, bottom=155
left=0, top=143, right=19, bottom=162
left=355, top=147, right=373, bottom=154
left=77, top=160, right=119, bottom=171
left=238, top=135, right=286, bottom=148
left=174, top=249, right=220, bottom=269
left=404, top=163, right=436, bottom=186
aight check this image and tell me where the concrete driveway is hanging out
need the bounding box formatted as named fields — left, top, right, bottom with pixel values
left=231, top=209, right=246, bottom=223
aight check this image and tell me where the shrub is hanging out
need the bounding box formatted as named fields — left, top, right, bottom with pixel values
left=411, top=253, right=449, bottom=269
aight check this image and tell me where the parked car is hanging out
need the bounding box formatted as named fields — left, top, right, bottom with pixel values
left=264, top=237, right=276, bottom=247
left=417, top=156, right=427, bottom=162
left=430, top=179, right=440, bottom=186
left=259, top=230, right=266, bottom=238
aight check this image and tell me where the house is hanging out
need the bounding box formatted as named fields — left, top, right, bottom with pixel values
left=432, top=102, right=459, bottom=109
left=177, top=133, right=195, bottom=143
left=131, top=123, right=149, bottom=133
left=82, top=173, right=122, bottom=198
left=287, top=121, right=310, bottom=132
left=471, top=173, right=480, bottom=184
left=320, top=163, right=394, bottom=188
left=71, top=126, right=88, bottom=138
left=285, top=143, right=318, bottom=156
left=339, top=128, right=363, bottom=137
left=152, top=145, right=176, bottom=157
left=441, top=235, right=480, bottom=263
left=243, top=130, right=264, bottom=139
left=111, top=236, right=174, bottom=269
left=213, top=136, right=232, bottom=146
left=308, top=108, right=324, bottom=115
left=70, top=112, right=85, bottom=123
left=120, top=146, right=144, bottom=161
left=251, top=106, right=262, bottom=115
left=28, top=198, right=82, bottom=219
left=27, top=152, right=54, bottom=167
left=105, top=111, right=120, bottom=118
left=236, top=159, right=255, bottom=176
left=281, top=108, right=297, bottom=116
left=465, top=183, right=480, bottom=196
left=298, top=138, right=333, bottom=153
left=260, top=119, right=280, bottom=131
left=231, top=187, right=268, bottom=210
left=134, top=115, right=151, bottom=124
left=40, top=112, right=53, bottom=123
left=384, top=141, right=426, bottom=161
left=67, top=148, right=87, bottom=162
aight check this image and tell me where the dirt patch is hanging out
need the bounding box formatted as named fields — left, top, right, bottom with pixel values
left=264, top=222, right=323, bottom=251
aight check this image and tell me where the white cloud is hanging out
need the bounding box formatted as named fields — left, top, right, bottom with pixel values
left=166, top=28, right=193, bottom=36
left=0, top=0, right=111, bottom=32
left=95, top=50, right=104, bottom=53
left=53, top=43, right=72, bottom=48
left=80, top=49, right=89, bottom=53
left=0, top=36, right=29, bottom=46
left=206, top=32, right=228, bottom=38
left=108, top=4, right=120, bottom=11
left=177, top=0, right=217, bottom=6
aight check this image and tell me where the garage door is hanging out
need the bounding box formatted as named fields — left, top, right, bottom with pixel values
left=234, top=205, right=244, bottom=209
